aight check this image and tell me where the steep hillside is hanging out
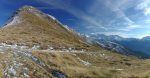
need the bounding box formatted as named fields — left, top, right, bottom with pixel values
left=0, top=6, right=99, bottom=51
left=0, top=6, right=149, bottom=78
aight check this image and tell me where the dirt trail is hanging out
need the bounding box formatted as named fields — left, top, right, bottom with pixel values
left=0, top=43, right=67, bottom=78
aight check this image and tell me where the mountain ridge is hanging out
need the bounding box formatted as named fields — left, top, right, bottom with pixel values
left=90, top=34, right=150, bottom=58
left=0, top=5, right=100, bottom=51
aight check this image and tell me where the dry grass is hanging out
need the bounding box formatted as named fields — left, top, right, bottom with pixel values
left=0, top=47, right=149, bottom=78
left=32, top=50, right=150, bottom=78
left=0, top=8, right=100, bottom=51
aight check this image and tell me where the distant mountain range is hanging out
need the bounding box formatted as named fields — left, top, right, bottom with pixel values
left=90, top=34, right=150, bottom=58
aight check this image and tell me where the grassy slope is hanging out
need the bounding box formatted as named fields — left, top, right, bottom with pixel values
left=32, top=50, right=150, bottom=78
left=0, top=7, right=100, bottom=51
left=0, top=48, right=149, bottom=78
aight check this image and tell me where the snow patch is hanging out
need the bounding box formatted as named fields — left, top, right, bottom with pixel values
left=77, top=57, right=91, bottom=66
left=63, top=25, right=71, bottom=31
left=31, top=45, right=40, bottom=50
left=24, top=73, right=30, bottom=78
left=9, top=66, right=17, bottom=76
left=5, top=16, right=21, bottom=26
left=116, top=69, right=124, bottom=71
left=47, top=14, right=56, bottom=20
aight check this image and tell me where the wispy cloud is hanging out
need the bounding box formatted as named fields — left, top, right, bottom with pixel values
left=35, top=0, right=106, bottom=30
left=36, top=7, right=56, bottom=10
left=99, top=0, right=142, bottom=32
left=105, top=0, right=135, bottom=24
left=118, top=24, right=141, bottom=31
left=84, top=0, right=138, bottom=33
left=34, top=0, right=150, bottom=38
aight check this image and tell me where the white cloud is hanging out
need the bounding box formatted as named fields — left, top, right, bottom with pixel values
left=136, top=0, right=150, bottom=9
left=144, top=7, right=150, bottom=15
left=138, top=34, right=150, bottom=39
left=136, top=0, right=150, bottom=15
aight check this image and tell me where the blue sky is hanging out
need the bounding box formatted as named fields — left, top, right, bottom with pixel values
left=0, top=0, right=150, bottom=38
